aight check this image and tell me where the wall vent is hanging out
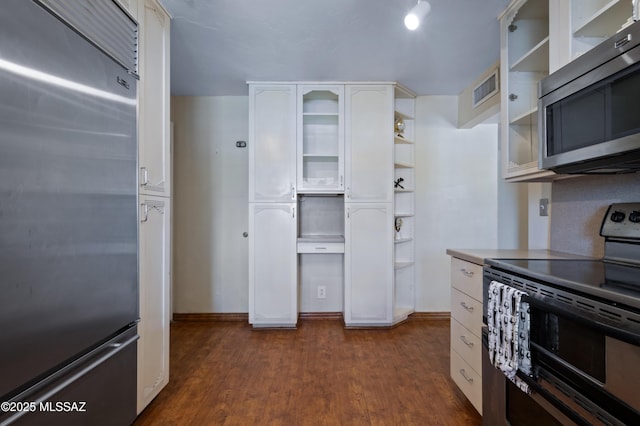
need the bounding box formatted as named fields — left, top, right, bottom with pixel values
left=472, top=69, right=499, bottom=109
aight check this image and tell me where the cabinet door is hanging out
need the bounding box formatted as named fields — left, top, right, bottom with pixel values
left=137, top=195, right=170, bottom=413
left=344, top=203, right=393, bottom=325
left=138, top=0, right=171, bottom=196
left=297, top=85, right=344, bottom=193
left=249, top=203, right=297, bottom=327
left=345, top=85, right=393, bottom=203
left=249, top=85, right=297, bottom=202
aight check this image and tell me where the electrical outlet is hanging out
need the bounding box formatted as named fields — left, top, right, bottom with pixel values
left=317, top=285, right=326, bottom=299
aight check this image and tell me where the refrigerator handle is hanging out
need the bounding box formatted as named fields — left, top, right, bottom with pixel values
left=1, top=334, right=138, bottom=425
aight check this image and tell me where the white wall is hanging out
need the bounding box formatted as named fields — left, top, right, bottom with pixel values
left=171, top=96, right=249, bottom=313
left=172, top=95, right=505, bottom=314
left=414, top=96, right=499, bottom=311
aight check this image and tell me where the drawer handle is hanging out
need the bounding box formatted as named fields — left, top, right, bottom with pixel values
left=460, top=268, right=474, bottom=277
left=459, top=369, right=474, bottom=384
left=315, top=247, right=327, bottom=250
left=459, top=335, right=474, bottom=348
left=460, top=301, right=474, bottom=312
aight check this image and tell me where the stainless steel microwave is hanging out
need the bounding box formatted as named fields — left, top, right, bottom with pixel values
left=539, top=19, right=640, bottom=174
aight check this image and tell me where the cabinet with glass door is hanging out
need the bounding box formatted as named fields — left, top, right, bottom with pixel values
left=500, top=0, right=556, bottom=181
left=297, top=85, right=344, bottom=193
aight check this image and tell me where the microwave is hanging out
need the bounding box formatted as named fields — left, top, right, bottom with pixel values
left=539, top=19, right=640, bottom=174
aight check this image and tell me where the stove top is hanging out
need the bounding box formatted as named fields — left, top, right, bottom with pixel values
left=485, top=258, right=640, bottom=310
left=485, top=203, right=640, bottom=310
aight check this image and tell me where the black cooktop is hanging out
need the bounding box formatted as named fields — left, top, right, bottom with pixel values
left=485, top=258, right=640, bottom=310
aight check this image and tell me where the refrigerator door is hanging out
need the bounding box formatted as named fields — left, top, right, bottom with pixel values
left=0, top=0, right=138, bottom=400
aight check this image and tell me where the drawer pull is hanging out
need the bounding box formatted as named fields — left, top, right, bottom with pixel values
left=460, top=301, right=474, bottom=312
left=459, top=335, right=474, bottom=348
left=460, top=268, right=474, bottom=277
left=459, top=368, right=474, bottom=383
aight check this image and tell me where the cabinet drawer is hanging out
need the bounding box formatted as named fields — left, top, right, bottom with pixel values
left=451, top=349, right=482, bottom=414
left=450, top=318, right=482, bottom=374
left=297, top=241, right=344, bottom=253
left=451, top=288, right=482, bottom=336
left=451, top=257, right=482, bottom=300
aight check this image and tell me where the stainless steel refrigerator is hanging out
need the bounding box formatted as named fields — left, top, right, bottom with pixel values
left=0, top=1, right=139, bottom=424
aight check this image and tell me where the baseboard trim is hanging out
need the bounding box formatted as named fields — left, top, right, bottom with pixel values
left=171, top=311, right=450, bottom=323
left=173, top=313, right=249, bottom=322
left=409, top=312, right=450, bottom=321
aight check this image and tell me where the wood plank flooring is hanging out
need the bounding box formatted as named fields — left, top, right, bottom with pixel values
left=134, top=318, right=481, bottom=425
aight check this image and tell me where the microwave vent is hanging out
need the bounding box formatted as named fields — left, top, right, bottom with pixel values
left=472, top=69, right=499, bottom=109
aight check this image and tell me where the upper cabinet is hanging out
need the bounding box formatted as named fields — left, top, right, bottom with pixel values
left=249, top=84, right=297, bottom=202
left=138, top=0, right=171, bottom=196
left=297, top=85, right=344, bottom=193
left=344, top=85, right=394, bottom=203
left=500, top=0, right=556, bottom=182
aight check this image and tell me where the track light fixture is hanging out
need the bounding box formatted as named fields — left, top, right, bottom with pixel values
left=404, top=0, right=431, bottom=31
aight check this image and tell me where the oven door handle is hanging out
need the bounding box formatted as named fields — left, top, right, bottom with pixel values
left=522, top=294, right=640, bottom=346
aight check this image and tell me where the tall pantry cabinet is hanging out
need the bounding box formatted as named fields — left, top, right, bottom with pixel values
left=248, top=82, right=415, bottom=328
left=124, top=0, right=172, bottom=414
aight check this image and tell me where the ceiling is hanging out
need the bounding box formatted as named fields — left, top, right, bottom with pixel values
left=160, top=0, right=511, bottom=96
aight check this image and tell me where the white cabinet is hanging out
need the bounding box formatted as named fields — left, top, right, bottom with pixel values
left=135, top=0, right=171, bottom=414
left=500, top=0, right=556, bottom=182
left=249, top=84, right=297, bottom=202
left=138, top=0, right=171, bottom=196
left=344, top=203, right=394, bottom=325
left=248, top=81, right=414, bottom=328
left=449, top=256, right=483, bottom=414
left=297, top=85, right=344, bottom=193
left=137, top=195, right=170, bottom=412
left=344, top=85, right=394, bottom=203
left=249, top=203, right=297, bottom=327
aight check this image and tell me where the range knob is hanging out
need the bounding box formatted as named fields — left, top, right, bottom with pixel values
left=630, top=211, right=640, bottom=223
left=611, top=211, right=626, bottom=223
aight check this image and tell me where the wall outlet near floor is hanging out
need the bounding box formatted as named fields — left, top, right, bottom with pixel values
left=317, top=285, right=326, bottom=299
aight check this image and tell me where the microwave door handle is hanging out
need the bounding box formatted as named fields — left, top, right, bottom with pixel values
left=522, top=295, right=640, bottom=347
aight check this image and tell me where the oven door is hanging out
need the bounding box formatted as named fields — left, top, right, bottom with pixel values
left=481, top=327, right=576, bottom=426
left=526, top=295, right=640, bottom=425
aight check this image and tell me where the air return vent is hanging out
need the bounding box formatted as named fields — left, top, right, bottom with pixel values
left=472, top=69, right=499, bottom=109
left=35, top=0, right=138, bottom=75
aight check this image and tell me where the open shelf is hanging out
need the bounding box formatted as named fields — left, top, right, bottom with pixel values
left=394, top=162, right=413, bottom=169
left=394, top=135, right=414, bottom=144
left=510, top=107, right=538, bottom=126
left=394, top=261, right=414, bottom=270
left=510, top=36, right=549, bottom=72
left=574, top=0, right=630, bottom=37
left=394, top=237, right=413, bottom=244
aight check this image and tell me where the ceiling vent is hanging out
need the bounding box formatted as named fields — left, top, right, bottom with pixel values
left=472, top=68, right=499, bottom=109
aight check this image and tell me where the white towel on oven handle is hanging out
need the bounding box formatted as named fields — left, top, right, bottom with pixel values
left=488, top=280, right=531, bottom=394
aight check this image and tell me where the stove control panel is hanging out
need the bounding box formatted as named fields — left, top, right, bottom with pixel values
left=600, top=203, right=640, bottom=239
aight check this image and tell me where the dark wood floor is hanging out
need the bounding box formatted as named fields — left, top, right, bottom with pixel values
left=134, top=318, right=481, bottom=426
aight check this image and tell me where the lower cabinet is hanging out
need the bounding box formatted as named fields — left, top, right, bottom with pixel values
left=449, top=256, right=483, bottom=414
left=249, top=203, right=297, bottom=327
left=138, top=195, right=171, bottom=413
left=344, top=203, right=393, bottom=326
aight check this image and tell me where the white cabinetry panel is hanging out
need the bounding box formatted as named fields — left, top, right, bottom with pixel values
left=249, top=85, right=297, bottom=202
left=344, top=203, right=393, bottom=325
left=138, top=0, right=170, bottom=196
left=345, top=85, right=393, bottom=203
left=249, top=203, right=297, bottom=327
left=137, top=195, right=170, bottom=412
